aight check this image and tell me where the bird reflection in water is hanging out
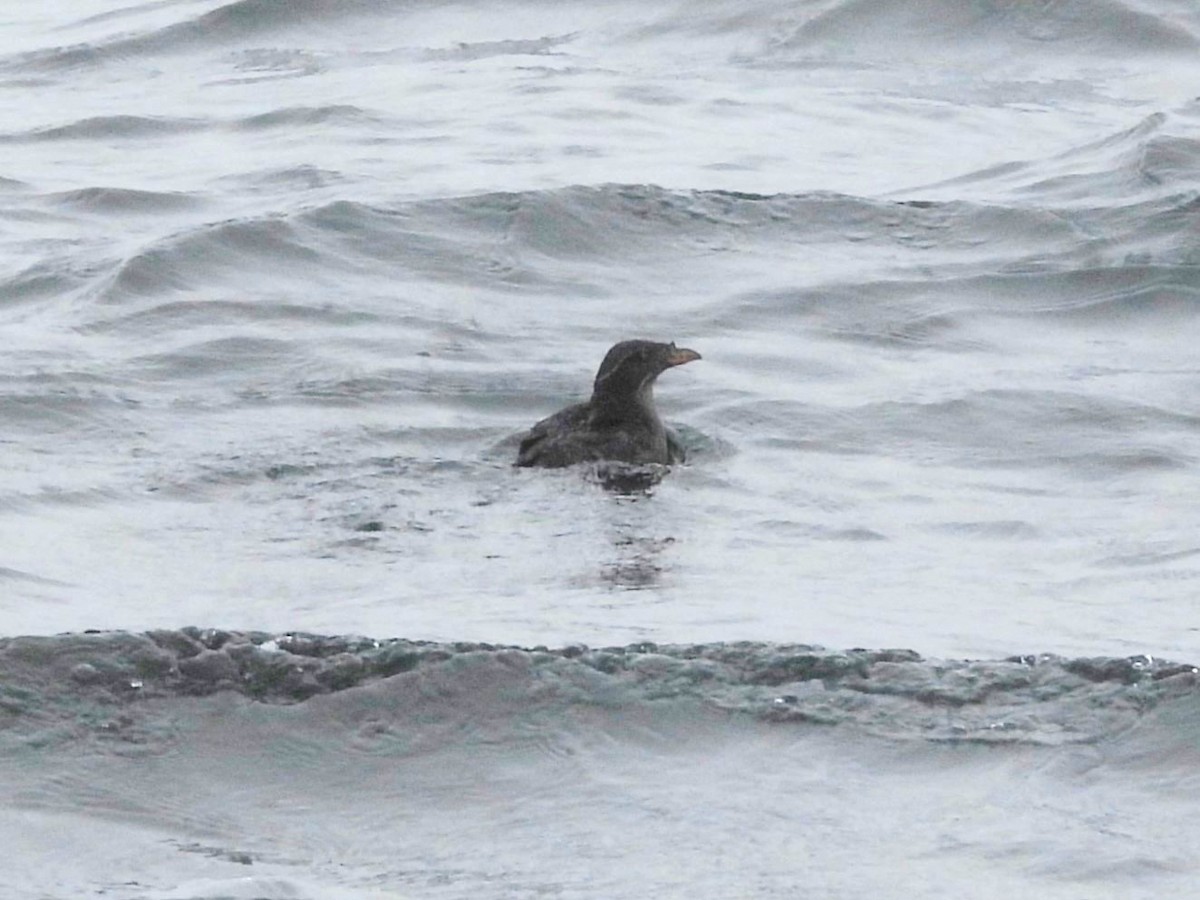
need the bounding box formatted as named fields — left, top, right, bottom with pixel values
left=599, top=533, right=676, bottom=591
left=557, top=475, right=677, bottom=592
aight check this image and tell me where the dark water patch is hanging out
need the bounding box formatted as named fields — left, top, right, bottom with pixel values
left=0, top=114, right=206, bottom=142
left=667, top=423, right=734, bottom=462
left=0, top=42, right=108, bottom=73
left=612, top=83, right=688, bottom=106
left=289, top=374, right=419, bottom=405
left=0, top=389, right=142, bottom=434
left=0, top=630, right=1195, bottom=748
left=84, top=297, right=384, bottom=337
left=70, top=0, right=197, bottom=29
left=755, top=520, right=888, bottom=542
left=423, top=34, right=576, bottom=62
left=132, top=336, right=301, bottom=381
left=294, top=366, right=536, bottom=414
left=136, top=435, right=500, bottom=515
left=145, top=454, right=330, bottom=499
left=485, top=185, right=796, bottom=250
left=49, top=186, right=203, bottom=215
left=231, top=104, right=378, bottom=130
left=825, top=308, right=988, bottom=352
left=1, top=262, right=83, bottom=305
left=0, top=566, right=69, bottom=586
left=163, top=0, right=397, bottom=42
left=1095, top=545, right=1200, bottom=569
left=0, top=483, right=125, bottom=514
left=822, top=526, right=887, bottom=541
left=929, top=520, right=1041, bottom=540
left=1066, top=449, right=1192, bottom=474
left=172, top=841, right=256, bottom=866
left=221, top=47, right=326, bottom=80
left=289, top=375, right=514, bottom=412
left=218, top=163, right=347, bottom=193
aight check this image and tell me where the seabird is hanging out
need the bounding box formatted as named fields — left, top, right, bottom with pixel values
left=516, top=339, right=701, bottom=468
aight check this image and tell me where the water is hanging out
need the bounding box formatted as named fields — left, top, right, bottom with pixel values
left=2, top=1, right=1200, bottom=897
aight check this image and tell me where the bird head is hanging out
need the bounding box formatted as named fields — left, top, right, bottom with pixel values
left=592, top=339, right=701, bottom=399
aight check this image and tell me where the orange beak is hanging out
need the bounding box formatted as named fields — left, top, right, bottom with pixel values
left=665, top=346, right=701, bottom=367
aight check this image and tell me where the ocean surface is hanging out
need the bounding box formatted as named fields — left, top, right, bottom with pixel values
left=2, top=1, right=1200, bottom=897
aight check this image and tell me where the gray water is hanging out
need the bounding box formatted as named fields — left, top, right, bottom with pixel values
left=3, top=1, right=1200, bottom=897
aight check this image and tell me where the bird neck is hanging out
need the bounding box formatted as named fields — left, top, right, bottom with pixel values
left=588, top=381, right=660, bottom=429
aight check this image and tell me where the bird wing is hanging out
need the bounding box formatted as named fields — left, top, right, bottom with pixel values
left=515, top=402, right=591, bottom=467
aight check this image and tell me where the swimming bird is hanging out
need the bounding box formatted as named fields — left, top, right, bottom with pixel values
left=516, top=339, right=701, bottom=468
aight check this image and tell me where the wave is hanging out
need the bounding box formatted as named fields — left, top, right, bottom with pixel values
left=96, top=216, right=324, bottom=303
left=707, top=261, right=1200, bottom=366
left=23, top=175, right=1195, bottom=348
left=2, top=629, right=1195, bottom=750
left=0, top=105, right=376, bottom=143
left=770, top=0, right=1199, bottom=61
left=900, top=113, right=1200, bottom=205
left=9, top=0, right=1194, bottom=79
left=0, top=114, right=206, bottom=143
left=1001, top=273, right=1200, bottom=325
left=91, top=188, right=649, bottom=310
left=1, top=261, right=89, bottom=305
left=1, top=0, right=393, bottom=72
left=49, top=187, right=203, bottom=214
left=349, top=183, right=1197, bottom=275
left=284, top=184, right=1068, bottom=277
left=713, top=387, right=1200, bottom=475
left=54, top=179, right=1196, bottom=367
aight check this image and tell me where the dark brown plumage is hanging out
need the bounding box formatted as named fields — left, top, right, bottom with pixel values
left=516, top=339, right=701, bottom=468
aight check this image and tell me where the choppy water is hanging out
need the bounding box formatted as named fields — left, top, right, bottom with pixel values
left=3, top=1, right=1200, bottom=898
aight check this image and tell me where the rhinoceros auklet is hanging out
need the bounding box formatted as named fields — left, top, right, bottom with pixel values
left=516, top=339, right=701, bottom=468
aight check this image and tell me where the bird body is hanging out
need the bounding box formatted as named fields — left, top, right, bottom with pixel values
left=516, top=340, right=700, bottom=468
